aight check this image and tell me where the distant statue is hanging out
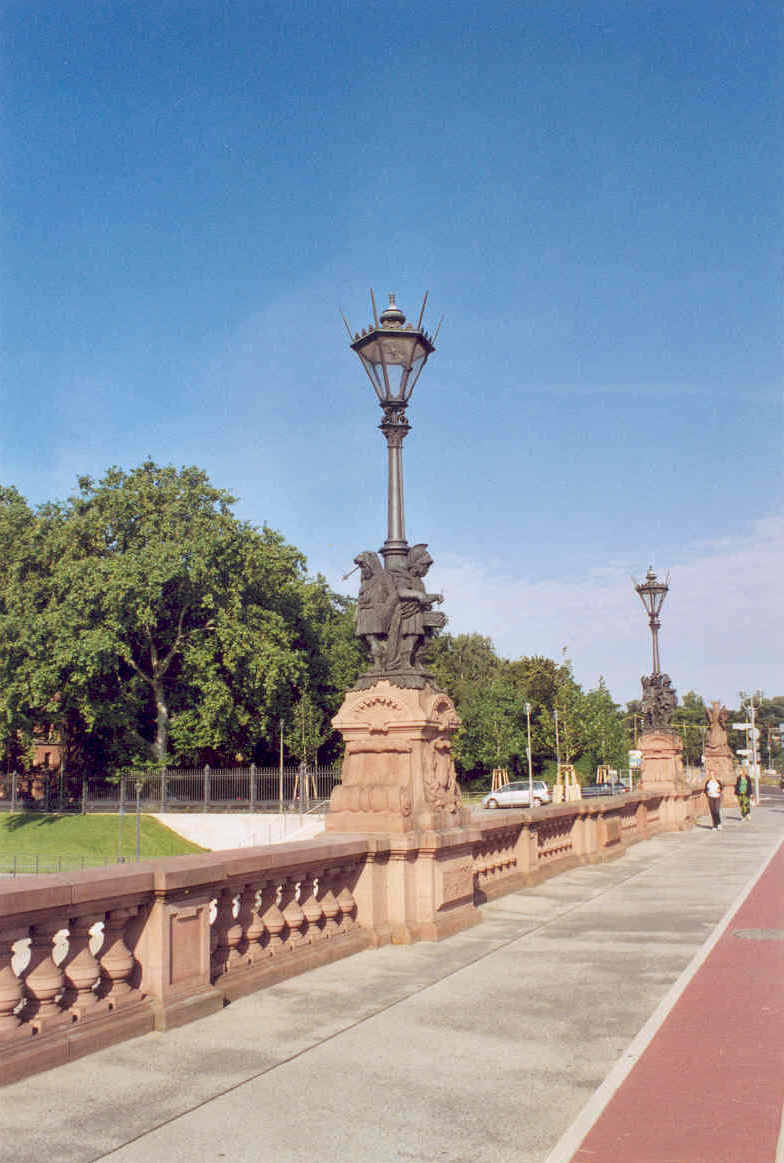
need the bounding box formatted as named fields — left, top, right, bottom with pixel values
left=705, top=702, right=729, bottom=750
left=354, top=551, right=398, bottom=670
left=351, top=543, right=446, bottom=687
left=641, top=672, right=678, bottom=730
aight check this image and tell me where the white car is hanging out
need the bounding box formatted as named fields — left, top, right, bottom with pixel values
left=481, top=780, right=551, bottom=809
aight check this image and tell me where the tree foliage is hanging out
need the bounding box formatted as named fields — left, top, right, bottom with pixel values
left=422, top=634, right=633, bottom=783
left=0, top=462, right=361, bottom=773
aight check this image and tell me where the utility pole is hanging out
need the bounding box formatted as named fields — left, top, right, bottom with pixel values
left=135, top=780, right=142, bottom=862
left=278, top=717, right=284, bottom=816
left=525, top=702, right=533, bottom=808
left=739, top=690, right=763, bottom=805
left=117, top=772, right=125, bottom=863
left=750, top=694, right=760, bottom=806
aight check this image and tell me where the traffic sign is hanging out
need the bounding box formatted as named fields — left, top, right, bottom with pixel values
left=736, top=749, right=752, bottom=756
left=732, top=722, right=751, bottom=731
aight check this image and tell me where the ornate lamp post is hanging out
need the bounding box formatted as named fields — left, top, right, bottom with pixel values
left=632, top=566, right=685, bottom=791
left=342, top=291, right=440, bottom=570
left=326, top=288, right=469, bottom=848
left=634, top=566, right=669, bottom=675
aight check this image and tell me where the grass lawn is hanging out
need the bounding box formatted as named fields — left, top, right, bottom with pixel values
left=0, top=812, right=205, bottom=871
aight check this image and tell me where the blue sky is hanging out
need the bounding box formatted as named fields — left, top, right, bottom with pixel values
left=1, top=1, right=782, bottom=707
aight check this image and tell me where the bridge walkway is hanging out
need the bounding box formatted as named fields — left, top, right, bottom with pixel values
left=2, top=796, right=783, bottom=1163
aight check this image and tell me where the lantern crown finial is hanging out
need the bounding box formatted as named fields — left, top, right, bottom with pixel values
left=380, top=293, right=405, bottom=328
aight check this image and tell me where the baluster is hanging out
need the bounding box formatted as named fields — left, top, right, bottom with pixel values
left=300, top=873, right=325, bottom=944
left=262, top=882, right=287, bottom=956
left=280, top=879, right=305, bottom=950
left=336, top=869, right=358, bottom=932
left=210, top=889, right=235, bottom=981
left=319, top=870, right=341, bottom=938
left=24, top=920, right=66, bottom=1025
left=99, top=907, right=137, bottom=1002
left=0, top=924, right=29, bottom=1035
left=226, top=887, right=252, bottom=971
left=245, top=883, right=268, bottom=963
left=63, top=913, right=104, bottom=1015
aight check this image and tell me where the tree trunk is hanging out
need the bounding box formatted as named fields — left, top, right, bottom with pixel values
left=152, top=676, right=169, bottom=764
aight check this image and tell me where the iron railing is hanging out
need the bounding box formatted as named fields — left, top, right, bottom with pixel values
left=0, top=853, right=120, bottom=877
left=0, top=764, right=342, bottom=814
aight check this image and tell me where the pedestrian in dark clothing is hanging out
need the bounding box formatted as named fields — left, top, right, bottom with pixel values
left=704, top=775, right=723, bottom=830
left=735, top=770, right=752, bottom=819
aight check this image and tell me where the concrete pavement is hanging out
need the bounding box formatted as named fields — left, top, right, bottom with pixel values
left=2, top=795, right=782, bottom=1163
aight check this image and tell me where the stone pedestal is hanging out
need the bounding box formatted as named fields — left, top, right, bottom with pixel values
left=326, top=681, right=478, bottom=940
left=326, top=681, right=470, bottom=834
left=704, top=745, right=736, bottom=805
left=639, top=730, right=687, bottom=793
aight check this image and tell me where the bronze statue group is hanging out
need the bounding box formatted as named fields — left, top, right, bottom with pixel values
left=353, top=544, right=446, bottom=678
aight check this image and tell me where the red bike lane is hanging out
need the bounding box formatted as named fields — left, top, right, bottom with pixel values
left=569, top=836, right=784, bottom=1162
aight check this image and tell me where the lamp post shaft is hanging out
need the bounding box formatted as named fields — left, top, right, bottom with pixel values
left=649, top=617, right=661, bottom=675
left=386, top=429, right=406, bottom=544
left=380, top=416, right=410, bottom=568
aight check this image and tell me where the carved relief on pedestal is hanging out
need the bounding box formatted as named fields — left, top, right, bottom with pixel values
left=639, top=729, right=686, bottom=791
left=329, top=738, right=413, bottom=817
left=425, top=737, right=461, bottom=816
left=640, top=730, right=683, bottom=761
left=438, top=862, right=475, bottom=909
left=326, top=680, right=467, bottom=833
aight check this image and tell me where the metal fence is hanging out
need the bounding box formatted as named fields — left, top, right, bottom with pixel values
left=0, top=764, right=342, bottom=814
left=0, top=853, right=120, bottom=877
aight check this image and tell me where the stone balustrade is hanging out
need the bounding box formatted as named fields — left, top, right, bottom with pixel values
left=0, top=788, right=704, bottom=1086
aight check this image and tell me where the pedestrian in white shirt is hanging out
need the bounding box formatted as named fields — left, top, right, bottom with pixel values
left=704, top=775, right=723, bottom=830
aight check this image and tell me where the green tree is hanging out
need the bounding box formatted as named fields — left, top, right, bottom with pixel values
left=0, top=463, right=359, bottom=773
left=286, top=687, right=329, bottom=768
left=0, top=486, right=122, bottom=784
left=452, top=675, right=528, bottom=776
left=423, top=632, right=500, bottom=705
left=581, top=679, right=626, bottom=773
left=506, top=655, right=562, bottom=709
left=548, top=661, right=586, bottom=767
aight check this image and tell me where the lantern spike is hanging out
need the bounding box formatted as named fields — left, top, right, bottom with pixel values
left=369, top=288, right=380, bottom=328
left=339, top=309, right=354, bottom=340
left=432, top=313, right=444, bottom=343
left=416, top=291, right=429, bottom=330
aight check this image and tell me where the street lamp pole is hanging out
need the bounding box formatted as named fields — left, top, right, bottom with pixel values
left=525, top=702, right=533, bottom=808
left=135, top=780, right=142, bottom=862
left=740, top=689, right=763, bottom=805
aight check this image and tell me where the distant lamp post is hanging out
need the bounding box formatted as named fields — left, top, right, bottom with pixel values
left=341, top=291, right=441, bottom=569
left=135, top=780, right=143, bottom=862
left=525, top=702, right=533, bottom=808
left=634, top=566, right=669, bottom=675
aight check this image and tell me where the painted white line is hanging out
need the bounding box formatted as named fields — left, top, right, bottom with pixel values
left=776, top=1097, right=784, bottom=1162
left=543, top=828, right=784, bottom=1163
